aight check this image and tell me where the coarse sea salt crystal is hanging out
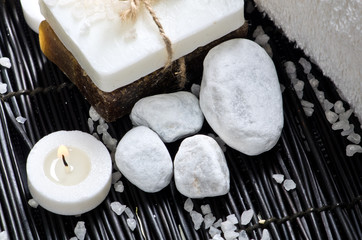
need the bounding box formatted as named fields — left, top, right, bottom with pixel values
left=261, top=229, right=271, bottom=240
left=204, top=213, right=216, bottom=229
left=221, top=220, right=236, bottom=233
left=301, top=100, right=314, bottom=108
left=272, top=174, right=284, bottom=184
left=201, top=204, right=212, bottom=215
left=212, top=234, right=224, bottom=240
left=255, top=34, right=270, bottom=46
left=284, top=61, right=296, bottom=74
left=0, top=231, right=9, bottom=240
left=296, top=90, right=303, bottom=100
left=69, top=237, right=77, bottom=240
left=252, top=25, right=264, bottom=38
left=74, top=221, right=86, bottom=240
left=334, top=100, right=345, bottom=114
left=97, top=123, right=109, bottom=135
left=0, top=83, right=7, bottom=94
left=110, top=201, right=126, bottom=215
left=283, top=179, right=296, bottom=191
left=293, top=80, right=304, bottom=92
left=125, top=207, right=134, bottom=219
left=184, top=198, right=193, bottom=212
left=346, top=144, right=362, bottom=157
left=263, top=43, right=273, bottom=58
left=87, top=118, right=94, bottom=133
left=303, top=107, right=314, bottom=117
left=239, top=230, right=249, bottom=240
left=114, top=180, right=124, bottom=193
left=127, top=218, right=137, bottom=231
left=111, top=171, right=122, bottom=184
left=298, top=57, right=312, bottom=74
left=190, top=210, right=204, bottom=230
left=339, top=109, right=353, bottom=121
left=89, top=106, right=100, bottom=121
left=16, top=116, right=27, bottom=124
left=224, top=231, right=239, bottom=240
left=213, top=218, right=222, bottom=228
left=309, top=78, right=319, bottom=89
left=323, top=99, right=334, bottom=111
left=226, top=214, right=239, bottom=225
left=347, top=133, right=361, bottom=144
left=0, top=57, right=11, bottom=68
left=191, top=84, right=201, bottom=98
left=209, top=226, right=221, bottom=238
left=325, top=110, right=339, bottom=124
left=315, top=90, right=325, bottom=103
left=341, top=124, right=354, bottom=136
left=28, top=198, right=39, bottom=208
left=332, top=120, right=349, bottom=131
left=241, top=209, right=254, bottom=225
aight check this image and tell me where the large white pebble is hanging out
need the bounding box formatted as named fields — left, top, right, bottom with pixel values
left=174, top=135, right=229, bottom=198
left=200, top=39, right=283, bottom=156
left=130, top=91, right=204, bottom=143
left=115, top=126, right=173, bottom=192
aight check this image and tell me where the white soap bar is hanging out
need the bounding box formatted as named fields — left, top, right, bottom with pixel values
left=20, top=0, right=45, bottom=33
left=39, top=0, right=244, bottom=92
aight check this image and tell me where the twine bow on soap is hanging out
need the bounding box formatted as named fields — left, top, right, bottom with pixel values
left=120, top=0, right=173, bottom=70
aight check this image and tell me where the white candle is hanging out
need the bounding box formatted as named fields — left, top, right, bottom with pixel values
left=20, top=0, right=45, bottom=33
left=39, top=0, right=245, bottom=92
left=27, top=130, right=112, bottom=215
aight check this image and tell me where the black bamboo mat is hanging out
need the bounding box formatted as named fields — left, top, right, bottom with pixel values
left=1, top=0, right=361, bottom=239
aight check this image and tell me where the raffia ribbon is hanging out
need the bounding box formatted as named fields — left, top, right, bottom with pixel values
left=120, top=0, right=178, bottom=73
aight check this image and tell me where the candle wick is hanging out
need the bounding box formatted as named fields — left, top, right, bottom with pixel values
left=62, top=155, right=69, bottom=167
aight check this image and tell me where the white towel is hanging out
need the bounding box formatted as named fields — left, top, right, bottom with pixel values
left=254, top=0, right=362, bottom=124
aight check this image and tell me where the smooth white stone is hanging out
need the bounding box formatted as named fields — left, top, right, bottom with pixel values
left=201, top=204, right=212, bottom=215
left=130, top=91, right=204, bottom=143
left=74, top=221, right=86, bottom=240
left=0, top=83, right=7, bottom=94
left=39, top=0, right=244, bottom=92
left=110, top=202, right=126, bottom=215
left=115, top=126, right=173, bottom=192
left=272, top=174, right=284, bottom=184
left=184, top=198, right=194, bottom=213
left=200, top=39, right=283, bottom=156
left=283, top=179, right=296, bottom=191
left=347, top=133, right=361, bottom=144
left=20, top=0, right=45, bottom=33
left=174, top=135, right=229, bottom=198
left=240, top=209, right=254, bottom=225
left=0, top=57, right=11, bottom=68
left=346, top=144, right=362, bottom=157
left=190, top=210, right=204, bottom=230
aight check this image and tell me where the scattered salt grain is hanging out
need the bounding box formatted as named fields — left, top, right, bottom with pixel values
left=315, top=90, right=325, bottom=103
left=339, top=109, right=353, bottom=121
left=87, top=118, right=94, bottom=133
left=125, top=207, right=134, bottom=219
left=334, top=100, right=345, bottom=114
left=127, top=218, right=137, bottom=231
left=346, top=144, right=362, bottom=157
left=283, top=179, right=296, bottom=191
left=296, top=90, right=303, bottom=100
left=298, top=57, right=312, bottom=74
left=213, top=218, right=222, bottom=228
left=303, top=107, right=314, bottom=117
left=28, top=198, right=39, bottom=208
left=102, top=132, right=117, bottom=152
left=272, top=174, right=284, bottom=184
left=307, top=73, right=315, bottom=80
left=74, top=221, right=86, bottom=240
left=201, top=204, right=212, bottom=215
left=290, top=77, right=299, bottom=85
left=241, top=209, right=254, bottom=225
left=325, top=110, right=339, bottom=124
left=208, top=226, right=221, bottom=238
left=347, top=133, right=361, bottom=144
left=332, top=120, right=349, bottom=131
left=301, top=100, right=314, bottom=108
left=323, top=99, right=334, bottom=111
left=204, top=213, right=216, bottom=229
left=261, top=229, right=271, bottom=240
left=252, top=25, right=264, bottom=38
left=89, top=106, right=100, bottom=121
left=16, top=116, right=27, bottom=124
left=0, top=57, right=11, bottom=68
left=255, top=34, right=270, bottom=46
left=309, top=78, right=319, bottom=89
left=190, top=210, right=204, bottom=230
left=211, top=233, right=224, bottom=240
left=226, top=214, right=239, bottom=225
left=99, top=117, right=105, bottom=125
left=0, top=231, right=9, bottom=240
left=69, top=237, right=77, bottom=240
left=239, top=230, right=249, bottom=240
left=191, top=84, right=201, bottom=98
left=184, top=198, right=193, bottom=212
left=284, top=61, right=296, bottom=74
left=0, top=83, right=7, bottom=94
left=97, top=123, right=109, bottom=135
left=224, top=230, right=239, bottom=240
left=293, top=80, right=304, bottom=92
left=280, top=84, right=285, bottom=93
left=263, top=43, right=273, bottom=58
left=92, top=132, right=100, bottom=140
left=221, top=220, right=236, bottom=233
left=114, top=180, right=124, bottom=193
left=110, top=201, right=126, bottom=215
left=112, top=171, right=122, bottom=183
left=341, top=124, right=354, bottom=136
